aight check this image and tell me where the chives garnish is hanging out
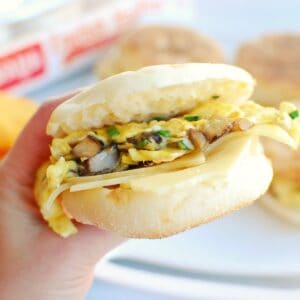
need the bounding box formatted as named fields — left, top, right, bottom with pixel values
left=107, top=126, right=120, bottom=139
left=184, top=115, right=200, bottom=122
left=178, top=139, right=193, bottom=150
left=157, top=130, right=171, bottom=138
left=289, top=110, right=299, bottom=119
left=211, top=95, right=220, bottom=99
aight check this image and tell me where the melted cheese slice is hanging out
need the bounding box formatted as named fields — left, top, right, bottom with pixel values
left=128, top=148, right=188, bottom=163
left=68, top=151, right=205, bottom=191
left=246, top=124, right=299, bottom=149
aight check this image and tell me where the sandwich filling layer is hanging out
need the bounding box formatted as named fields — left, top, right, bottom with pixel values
left=47, top=100, right=299, bottom=191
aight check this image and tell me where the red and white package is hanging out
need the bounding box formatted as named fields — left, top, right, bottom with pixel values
left=0, top=0, right=196, bottom=94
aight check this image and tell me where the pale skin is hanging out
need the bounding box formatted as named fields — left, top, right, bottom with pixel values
left=0, top=93, right=125, bottom=300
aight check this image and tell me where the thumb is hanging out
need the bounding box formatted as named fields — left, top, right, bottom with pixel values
left=70, top=226, right=126, bottom=266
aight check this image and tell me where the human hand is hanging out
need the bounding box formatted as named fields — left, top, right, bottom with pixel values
left=0, top=92, right=125, bottom=300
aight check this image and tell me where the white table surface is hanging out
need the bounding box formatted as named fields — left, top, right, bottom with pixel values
left=25, top=1, right=300, bottom=299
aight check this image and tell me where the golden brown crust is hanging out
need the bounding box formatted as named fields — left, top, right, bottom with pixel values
left=97, top=26, right=225, bottom=78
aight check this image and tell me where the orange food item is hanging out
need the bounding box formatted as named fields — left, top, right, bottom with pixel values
left=0, top=93, right=37, bottom=158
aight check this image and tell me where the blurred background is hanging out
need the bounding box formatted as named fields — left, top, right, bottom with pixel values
left=1, top=0, right=300, bottom=299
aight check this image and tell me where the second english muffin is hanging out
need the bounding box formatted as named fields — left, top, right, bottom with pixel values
left=236, top=33, right=300, bottom=106
left=236, top=34, right=300, bottom=224
left=96, top=25, right=224, bottom=78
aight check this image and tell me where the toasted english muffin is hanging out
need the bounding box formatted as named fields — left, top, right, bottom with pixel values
left=236, top=33, right=300, bottom=106
left=236, top=35, right=300, bottom=225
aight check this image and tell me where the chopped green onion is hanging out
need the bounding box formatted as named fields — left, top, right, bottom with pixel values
left=211, top=95, right=220, bottom=99
left=151, top=116, right=165, bottom=121
left=178, top=139, right=193, bottom=150
left=136, top=139, right=149, bottom=148
left=157, top=130, right=171, bottom=138
left=184, top=115, right=200, bottom=122
left=289, top=110, right=299, bottom=119
left=107, top=126, right=120, bottom=139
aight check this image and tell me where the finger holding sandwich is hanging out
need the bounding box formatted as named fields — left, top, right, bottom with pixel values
left=34, top=63, right=300, bottom=238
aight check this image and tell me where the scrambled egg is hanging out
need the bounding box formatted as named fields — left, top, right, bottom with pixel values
left=47, top=158, right=78, bottom=190
left=35, top=163, right=77, bottom=237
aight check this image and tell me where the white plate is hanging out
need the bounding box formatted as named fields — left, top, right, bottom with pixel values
left=95, top=203, right=300, bottom=298
left=25, top=1, right=300, bottom=297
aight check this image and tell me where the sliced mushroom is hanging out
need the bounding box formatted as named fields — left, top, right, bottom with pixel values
left=188, top=129, right=208, bottom=151
left=72, top=136, right=102, bottom=159
left=232, top=118, right=254, bottom=131
left=202, top=117, right=233, bottom=143
left=149, top=133, right=163, bottom=144
left=86, top=145, right=120, bottom=174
